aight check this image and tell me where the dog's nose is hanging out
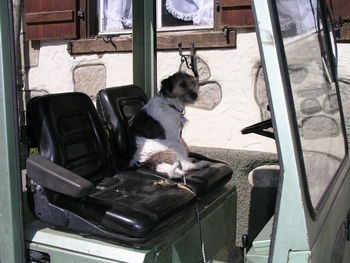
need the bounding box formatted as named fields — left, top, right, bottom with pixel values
left=189, top=91, right=198, bottom=100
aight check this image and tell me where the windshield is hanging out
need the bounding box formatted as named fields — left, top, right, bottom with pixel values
left=276, top=0, right=346, bottom=209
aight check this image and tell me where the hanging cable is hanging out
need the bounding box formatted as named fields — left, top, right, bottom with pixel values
left=195, top=203, right=208, bottom=263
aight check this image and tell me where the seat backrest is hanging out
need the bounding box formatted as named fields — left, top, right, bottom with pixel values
left=96, top=85, right=148, bottom=168
left=27, top=92, right=113, bottom=183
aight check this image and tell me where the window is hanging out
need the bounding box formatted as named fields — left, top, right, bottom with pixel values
left=99, top=0, right=214, bottom=35
left=276, top=0, right=347, bottom=210
left=157, top=0, right=214, bottom=30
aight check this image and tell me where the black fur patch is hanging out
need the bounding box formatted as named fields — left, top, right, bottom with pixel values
left=129, top=109, right=166, bottom=139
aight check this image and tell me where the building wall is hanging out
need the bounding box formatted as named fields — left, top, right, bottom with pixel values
left=26, top=31, right=350, bottom=153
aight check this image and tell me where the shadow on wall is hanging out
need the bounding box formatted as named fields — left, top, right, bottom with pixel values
left=252, top=62, right=271, bottom=122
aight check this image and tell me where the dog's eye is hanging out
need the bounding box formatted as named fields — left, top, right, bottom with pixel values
left=180, top=81, right=187, bottom=88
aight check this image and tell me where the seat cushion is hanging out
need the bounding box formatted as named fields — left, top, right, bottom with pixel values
left=137, top=162, right=232, bottom=197
left=54, top=171, right=195, bottom=238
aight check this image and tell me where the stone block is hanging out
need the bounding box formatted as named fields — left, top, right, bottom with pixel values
left=73, top=64, right=106, bottom=100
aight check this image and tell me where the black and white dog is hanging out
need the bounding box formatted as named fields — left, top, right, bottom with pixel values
left=129, top=72, right=210, bottom=178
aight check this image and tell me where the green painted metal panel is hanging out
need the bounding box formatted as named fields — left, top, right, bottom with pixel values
left=132, top=0, right=157, bottom=98
left=246, top=218, right=273, bottom=263
left=28, top=244, right=126, bottom=263
left=252, top=1, right=350, bottom=262
left=287, top=251, right=311, bottom=263
left=309, top=168, right=350, bottom=263
left=0, top=0, right=25, bottom=262
left=252, top=1, right=310, bottom=262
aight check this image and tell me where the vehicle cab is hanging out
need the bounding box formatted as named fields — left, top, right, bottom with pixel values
left=0, top=0, right=349, bottom=263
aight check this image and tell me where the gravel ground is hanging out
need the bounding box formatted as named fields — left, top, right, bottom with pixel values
left=190, top=146, right=279, bottom=262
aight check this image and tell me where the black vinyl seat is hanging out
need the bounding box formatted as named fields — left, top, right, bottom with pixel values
left=96, top=85, right=233, bottom=197
left=26, top=92, right=196, bottom=243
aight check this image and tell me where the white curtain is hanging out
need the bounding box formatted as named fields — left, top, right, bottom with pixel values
left=166, top=0, right=213, bottom=25
left=103, top=0, right=213, bottom=32
left=103, top=0, right=132, bottom=31
left=277, top=0, right=318, bottom=34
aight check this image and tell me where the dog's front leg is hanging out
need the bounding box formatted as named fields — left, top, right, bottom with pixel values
left=171, top=142, right=210, bottom=172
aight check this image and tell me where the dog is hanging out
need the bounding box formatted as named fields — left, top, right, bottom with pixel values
left=129, top=72, right=210, bottom=178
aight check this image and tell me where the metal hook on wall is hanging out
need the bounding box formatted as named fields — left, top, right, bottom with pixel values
left=178, top=42, right=199, bottom=81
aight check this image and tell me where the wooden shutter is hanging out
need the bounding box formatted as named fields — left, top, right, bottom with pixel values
left=24, top=0, right=79, bottom=40
left=326, top=0, right=350, bottom=41
left=215, top=0, right=254, bottom=30
left=326, top=0, right=350, bottom=20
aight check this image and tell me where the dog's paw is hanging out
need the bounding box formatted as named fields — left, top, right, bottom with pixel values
left=181, top=160, right=211, bottom=171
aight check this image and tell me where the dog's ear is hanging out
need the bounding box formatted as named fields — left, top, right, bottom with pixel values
left=160, top=75, right=174, bottom=97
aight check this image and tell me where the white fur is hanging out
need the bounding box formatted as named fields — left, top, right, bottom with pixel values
left=130, top=94, right=210, bottom=178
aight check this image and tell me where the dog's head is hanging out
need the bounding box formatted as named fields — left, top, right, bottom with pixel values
left=160, top=72, right=199, bottom=104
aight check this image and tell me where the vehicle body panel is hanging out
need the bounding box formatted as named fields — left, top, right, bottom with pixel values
left=26, top=185, right=236, bottom=263
left=252, top=0, right=350, bottom=262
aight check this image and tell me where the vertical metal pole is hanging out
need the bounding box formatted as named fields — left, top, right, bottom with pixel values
left=132, top=0, right=157, bottom=98
left=0, top=0, right=25, bottom=262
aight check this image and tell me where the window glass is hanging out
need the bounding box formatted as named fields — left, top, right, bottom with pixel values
left=276, top=0, right=346, bottom=208
left=99, top=0, right=213, bottom=34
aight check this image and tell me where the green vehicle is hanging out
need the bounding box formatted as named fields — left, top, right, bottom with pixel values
left=0, top=0, right=349, bottom=262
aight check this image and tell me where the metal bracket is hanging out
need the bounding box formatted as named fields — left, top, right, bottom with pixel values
left=178, top=42, right=199, bottom=80
left=215, top=0, right=221, bottom=12
left=77, top=10, right=85, bottom=19
left=223, top=26, right=233, bottom=44
left=67, top=41, right=73, bottom=54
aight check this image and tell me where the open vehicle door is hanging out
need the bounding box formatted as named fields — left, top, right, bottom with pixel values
left=250, top=0, right=350, bottom=262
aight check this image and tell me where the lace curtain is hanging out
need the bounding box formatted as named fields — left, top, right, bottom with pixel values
left=103, top=0, right=213, bottom=31
left=165, top=0, right=213, bottom=25
left=103, top=0, right=132, bottom=31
